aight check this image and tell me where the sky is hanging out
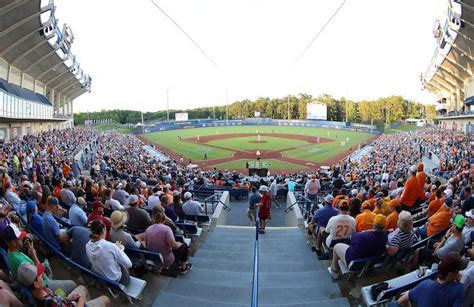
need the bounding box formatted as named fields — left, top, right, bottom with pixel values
left=54, top=0, right=447, bottom=113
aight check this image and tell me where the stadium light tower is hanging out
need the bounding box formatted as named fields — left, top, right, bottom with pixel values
left=287, top=95, right=290, bottom=120
left=226, top=88, right=229, bottom=121
left=166, top=88, right=170, bottom=122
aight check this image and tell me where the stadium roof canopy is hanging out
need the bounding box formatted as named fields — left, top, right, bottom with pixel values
left=0, top=0, right=91, bottom=101
left=421, top=0, right=474, bottom=109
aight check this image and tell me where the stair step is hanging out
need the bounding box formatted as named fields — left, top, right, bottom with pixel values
left=191, top=257, right=326, bottom=273
left=164, top=280, right=342, bottom=304
left=153, top=292, right=350, bottom=307
left=205, top=235, right=307, bottom=244
left=260, top=298, right=350, bottom=307
left=152, top=292, right=247, bottom=307
left=214, top=227, right=301, bottom=235
left=199, top=242, right=309, bottom=253
left=193, top=249, right=316, bottom=262
left=179, top=267, right=332, bottom=288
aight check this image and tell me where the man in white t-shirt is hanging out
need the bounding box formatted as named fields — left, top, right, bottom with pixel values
left=145, top=186, right=162, bottom=210
left=324, top=201, right=356, bottom=248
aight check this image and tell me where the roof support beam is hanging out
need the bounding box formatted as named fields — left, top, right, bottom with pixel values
left=44, top=67, right=70, bottom=86
left=0, top=3, right=53, bottom=38
left=10, top=40, right=50, bottom=66
left=0, top=19, right=53, bottom=56
left=36, top=61, right=66, bottom=79
left=51, top=74, right=77, bottom=91
left=431, top=77, right=456, bottom=93
left=23, top=46, right=60, bottom=73
left=434, top=69, right=464, bottom=89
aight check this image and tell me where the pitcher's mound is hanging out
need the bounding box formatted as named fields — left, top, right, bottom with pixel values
left=249, top=141, right=267, bottom=144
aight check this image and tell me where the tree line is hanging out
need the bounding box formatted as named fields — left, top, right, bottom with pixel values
left=74, top=94, right=436, bottom=128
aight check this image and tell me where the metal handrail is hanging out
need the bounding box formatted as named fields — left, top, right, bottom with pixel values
left=251, top=208, right=259, bottom=307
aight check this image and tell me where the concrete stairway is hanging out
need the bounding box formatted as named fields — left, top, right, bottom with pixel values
left=153, top=226, right=349, bottom=307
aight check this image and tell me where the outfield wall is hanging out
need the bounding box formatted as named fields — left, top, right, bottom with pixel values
left=135, top=118, right=380, bottom=135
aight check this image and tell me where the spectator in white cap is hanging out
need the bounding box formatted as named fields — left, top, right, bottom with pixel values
left=18, top=262, right=111, bottom=307
left=104, top=188, right=123, bottom=211
left=112, top=182, right=129, bottom=207
left=182, top=192, right=205, bottom=216
left=125, top=195, right=152, bottom=231
left=463, top=209, right=474, bottom=245
left=60, top=181, right=76, bottom=207
left=444, top=188, right=454, bottom=199
left=310, top=194, right=338, bottom=254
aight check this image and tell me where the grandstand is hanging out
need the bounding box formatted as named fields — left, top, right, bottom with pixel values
left=421, top=0, right=474, bottom=132
left=0, top=0, right=91, bottom=141
left=0, top=1, right=473, bottom=307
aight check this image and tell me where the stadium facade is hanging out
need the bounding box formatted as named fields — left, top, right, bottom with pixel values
left=421, top=0, right=474, bottom=132
left=0, top=0, right=91, bottom=142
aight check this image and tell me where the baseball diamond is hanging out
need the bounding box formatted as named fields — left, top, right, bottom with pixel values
left=140, top=125, right=375, bottom=172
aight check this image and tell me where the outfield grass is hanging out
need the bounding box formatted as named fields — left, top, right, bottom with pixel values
left=210, top=159, right=307, bottom=171
left=143, top=125, right=374, bottom=166
left=92, top=123, right=131, bottom=135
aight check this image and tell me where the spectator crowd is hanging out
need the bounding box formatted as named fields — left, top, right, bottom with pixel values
left=0, top=125, right=471, bottom=306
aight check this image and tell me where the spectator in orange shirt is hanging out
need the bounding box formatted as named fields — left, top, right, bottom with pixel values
left=427, top=184, right=438, bottom=203
left=417, top=198, right=453, bottom=238
left=63, top=160, right=72, bottom=179
left=424, top=189, right=443, bottom=217
left=333, top=189, right=350, bottom=207
left=366, top=190, right=376, bottom=211
left=416, top=163, right=426, bottom=202
left=355, top=201, right=376, bottom=232
left=400, top=166, right=421, bottom=209
left=385, top=199, right=402, bottom=231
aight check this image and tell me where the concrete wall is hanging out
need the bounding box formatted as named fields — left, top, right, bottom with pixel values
left=285, top=192, right=304, bottom=228
left=210, top=191, right=230, bottom=229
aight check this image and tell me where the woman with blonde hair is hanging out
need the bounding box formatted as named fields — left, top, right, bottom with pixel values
left=145, top=211, right=192, bottom=274
left=386, top=210, right=416, bottom=256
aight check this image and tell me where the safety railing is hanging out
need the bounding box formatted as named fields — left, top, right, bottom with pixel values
left=251, top=208, right=259, bottom=307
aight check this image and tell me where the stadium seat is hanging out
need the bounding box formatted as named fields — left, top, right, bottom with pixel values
left=176, top=222, right=203, bottom=239
left=361, top=268, right=438, bottom=306
left=124, top=247, right=164, bottom=271
left=338, top=254, right=386, bottom=279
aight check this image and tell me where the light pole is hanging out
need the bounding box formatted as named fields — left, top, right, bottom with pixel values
left=166, top=88, right=170, bottom=122
left=287, top=95, right=290, bottom=120
left=226, top=88, right=229, bottom=121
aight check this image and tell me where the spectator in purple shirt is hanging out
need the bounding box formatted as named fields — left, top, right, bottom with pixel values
left=329, top=214, right=388, bottom=280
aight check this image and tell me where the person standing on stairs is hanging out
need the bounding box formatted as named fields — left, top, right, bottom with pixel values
left=247, top=186, right=261, bottom=226
left=258, top=186, right=271, bottom=234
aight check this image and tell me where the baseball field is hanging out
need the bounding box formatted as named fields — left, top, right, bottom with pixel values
left=140, top=125, right=375, bottom=171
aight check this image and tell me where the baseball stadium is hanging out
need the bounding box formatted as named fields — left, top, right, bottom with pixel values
left=0, top=0, right=473, bottom=307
